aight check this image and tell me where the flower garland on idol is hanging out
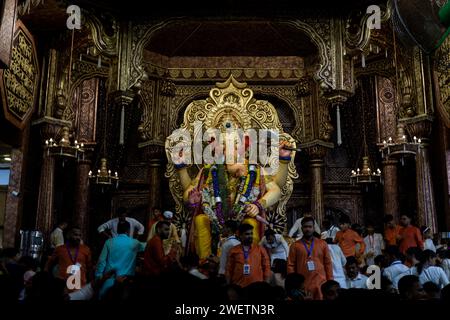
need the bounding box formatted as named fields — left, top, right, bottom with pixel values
left=200, top=163, right=267, bottom=233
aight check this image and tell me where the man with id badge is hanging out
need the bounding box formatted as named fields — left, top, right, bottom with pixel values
left=45, top=227, right=92, bottom=291
left=288, top=217, right=333, bottom=299
left=226, top=224, right=271, bottom=287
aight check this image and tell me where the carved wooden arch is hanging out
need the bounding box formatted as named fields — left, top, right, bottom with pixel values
left=130, top=18, right=331, bottom=90
left=165, top=76, right=299, bottom=231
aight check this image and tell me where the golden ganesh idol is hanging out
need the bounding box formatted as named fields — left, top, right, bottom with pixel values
left=165, top=76, right=298, bottom=260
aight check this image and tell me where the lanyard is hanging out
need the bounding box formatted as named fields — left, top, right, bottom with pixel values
left=301, top=238, right=315, bottom=258
left=243, top=246, right=251, bottom=262
left=329, top=226, right=336, bottom=237
left=66, top=244, right=79, bottom=265
left=369, top=235, right=374, bottom=248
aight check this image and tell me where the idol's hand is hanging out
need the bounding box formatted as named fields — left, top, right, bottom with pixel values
left=244, top=204, right=259, bottom=217
left=188, top=188, right=202, bottom=205
left=279, top=140, right=292, bottom=158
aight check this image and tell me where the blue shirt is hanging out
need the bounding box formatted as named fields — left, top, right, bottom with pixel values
left=96, top=234, right=146, bottom=298
left=96, top=234, right=146, bottom=278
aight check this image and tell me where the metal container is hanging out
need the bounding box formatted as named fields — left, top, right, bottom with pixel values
left=440, top=232, right=450, bottom=239
left=20, top=230, right=44, bottom=259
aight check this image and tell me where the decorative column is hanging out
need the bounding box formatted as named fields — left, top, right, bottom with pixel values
left=144, top=145, right=165, bottom=221
left=303, top=141, right=333, bottom=227
left=405, top=116, right=437, bottom=232
left=33, top=118, right=71, bottom=243
left=74, top=157, right=91, bottom=241
left=382, top=159, right=399, bottom=219
left=35, top=153, right=55, bottom=239
left=3, top=148, right=25, bottom=247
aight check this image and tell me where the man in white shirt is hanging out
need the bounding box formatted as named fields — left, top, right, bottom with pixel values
left=50, top=221, right=68, bottom=249
left=218, top=220, right=240, bottom=276
left=325, top=238, right=347, bottom=289
left=97, top=207, right=145, bottom=239
left=345, top=256, right=368, bottom=289
left=421, top=227, right=436, bottom=252
left=320, top=218, right=340, bottom=241
left=417, top=249, right=450, bottom=288
left=259, top=229, right=289, bottom=266
left=363, top=224, right=385, bottom=266
left=383, top=245, right=409, bottom=282
left=288, top=212, right=321, bottom=240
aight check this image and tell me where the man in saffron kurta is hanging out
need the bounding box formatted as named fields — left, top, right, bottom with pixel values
left=398, top=215, right=423, bottom=254
left=143, top=221, right=178, bottom=276
left=287, top=217, right=333, bottom=300
left=226, top=223, right=271, bottom=288
left=45, top=227, right=92, bottom=290
left=384, top=214, right=401, bottom=246
left=335, top=216, right=365, bottom=258
left=147, top=207, right=163, bottom=237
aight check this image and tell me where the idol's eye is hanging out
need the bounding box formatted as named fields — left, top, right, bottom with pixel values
left=225, top=122, right=232, bottom=128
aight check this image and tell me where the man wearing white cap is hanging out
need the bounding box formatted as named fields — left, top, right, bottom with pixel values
left=148, top=210, right=181, bottom=255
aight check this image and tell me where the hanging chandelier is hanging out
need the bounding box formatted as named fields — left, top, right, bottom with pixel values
left=350, top=80, right=381, bottom=187
left=379, top=124, right=421, bottom=165
left=351, top=156, right=382, bottom=184
left=88, top=158, right=119, bottom=188
left=378, top=27, right=421, bottom=165
left=88, top=78, right=119, bottom=190
left=44, top=126, right=85, bottom=160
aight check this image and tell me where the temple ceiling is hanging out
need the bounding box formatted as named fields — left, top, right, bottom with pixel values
left=144, top=21, right=318, bottom=57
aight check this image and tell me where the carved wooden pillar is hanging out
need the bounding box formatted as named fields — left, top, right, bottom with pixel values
left=405, top=116, right=437, bottom=232
left=72, top=78, right=101, bottom=241
left=382, top=159, right=399, bottom=220
left=3, top=148, right=26, bottom=247
left=35, top=153, right=55, bottom=239
left=145, top=146, right=165, bottom=221
left=34, top=118, right=71, bottom=243
left=304, top=141, right=333, bottom=227
left=74, top=158, right=91, bottom=241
